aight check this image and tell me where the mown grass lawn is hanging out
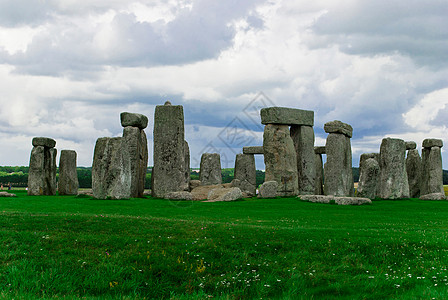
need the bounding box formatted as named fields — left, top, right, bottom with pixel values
left=1, top=191, right=448, bottom=299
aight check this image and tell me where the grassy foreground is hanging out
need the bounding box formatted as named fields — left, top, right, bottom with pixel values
left=1, top=191, right=448, bottom=299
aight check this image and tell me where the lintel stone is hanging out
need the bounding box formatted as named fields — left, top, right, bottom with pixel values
left=120, top=112, right=148, bottom=129
left=314, top=146, right=326, bottom=155
left=324, top=120, right=353, bottom=138
left=406, top=141, right=417, bottom=150
left=260, top=107, right=314, bottom=126
left=32, top=137, right=56, bottom=148
left=243, top=146, right=264, bottom=155
left=422, top=138, right=443, bottom=148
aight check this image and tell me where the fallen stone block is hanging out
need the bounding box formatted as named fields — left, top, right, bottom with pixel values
left=205, top=187, right=242, bottom=202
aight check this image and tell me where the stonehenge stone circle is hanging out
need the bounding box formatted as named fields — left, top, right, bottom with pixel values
left=58, top=150, right=79, bottom=195
left=28, top=137, right=57, bottom=196
left=421, top=138, right=444, bottom=196
left=152, top=103, right=188, bottom=198
left=314, top=147, right=325, bottom=195
left=324, top=121, right=354, bottom=197
left=199, top=153, right=222, bottom=186
left=260, top=107, right=313, bottom=126
left=263, top=124, right=298, bottom=196
left=406, top=146, right=422, bottom=198
left=233, top=153, right=256, bottom=196
left=243, top=146, right=264, bottom=155
left=291, top=125, right=315, bottom=195
left=378, top=138, right=409, bottom=199
left=357, top=157, right=380, bottom=199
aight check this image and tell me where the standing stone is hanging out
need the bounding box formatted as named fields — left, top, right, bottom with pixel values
left=406, top=147, right=422, bottom=198
left=378, top=138, right=409, bottom=199
left=92, top=137, right=131, bottom=199
left=58, top=150, right=79, bottom=195
left=421, top=139, right=444, bottom=196
left=199, top=153, right=222, bottom=185
left=290, top=125, right=315, bottom=195
left=184, top=141, right=190, bottom=191
left=314, top=147, right=325, bottom=195
left=263, top=124, right=298, bottom=196
left=233, top=153, right=256, bottom=196
left=359, top=153, right=380, bottom=168
left=152, top=103, right=186, bottom=198
left=28, top=137, right=57, bottom=196
left=258, top=181, right=279, bottom=198
left=357, top=158, right=380, bottom=199
left=324, top=121, right=354, bottom=197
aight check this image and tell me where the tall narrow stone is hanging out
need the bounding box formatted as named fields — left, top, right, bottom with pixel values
left=357, top=158, right=380, bottom=199
left=58, top=150, right=79, bottom=195
left=199, top=153, right=222, bottom=185
left=28, top=137, right=57, bottom=196
left=263, top=124, right=298, bottom=197
left=290, top=125, right=315, bottom=195
left=324, top=121, right=354, bottom=197
left=406, top=143, right=421, bottom=198
left=152, top=103, right=186, bottom=198
left=233, top=153, right=256, bottom=196
left=378, top=138, right=409, bottom=199
left=184, top=141, right=190, bottom=190
left=421, top=139, right=444, bottom=196
left=314, top=147, right=325, bottom=195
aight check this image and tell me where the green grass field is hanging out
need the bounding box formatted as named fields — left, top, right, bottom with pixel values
left=1, top=191, right=448, bottom=299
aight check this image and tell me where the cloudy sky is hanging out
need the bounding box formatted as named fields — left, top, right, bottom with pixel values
left=0, top=0, right=447, bottom=169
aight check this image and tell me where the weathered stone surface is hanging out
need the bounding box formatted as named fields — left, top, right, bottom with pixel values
left=92, top=137, right=131, bottom=199
left=357, top=158, right=380, bottom=199
left=263, top=124, right=298, bottom=196
left=120, top=112, right=148, bottom=129
left=199, top=153, right=222, bottom=186
left=233, top=154, right=256, bottom=196
left=122, top=127, right=148, bottom=198
left=28, top=145, right=57, bottom=196
left=191, top=184, right=224, bottom=200
left=32, top=137, right=56, bottom=148
left=422, top=138, right=443, bottom=148
left=290, top=125, right=315, bottom=195
left=77, top=189, right=93, bottom=197
left=165, top=191, right=193, bottom=200
left=314, top=153, right=324, bottom=195
left=378, top=138, right=409, bottom=199
left=58, top=150, right=79, bottom=195
left=206, top=187, right=243, bottom=202
left=242, top=146, right=264, bottom=155
left=324, top=133, right=354, bottom=197
left=324, top=120, right=353, bottom=138
left=299, top=195, right=332, bottom=203
left=152, top=104, right=186, bottom=198
left=260, top=107, right=314, bottom=126
left=258, top=181, right=278, bottom=198
left=406, top=149, right=422, bottom=198
left=406, top=141, right=417, bottom=150
left=184, top=141, right=190, bottom=191
left=189, top=180, right=201, bottom=191
left=0, top=192, right=16, bottom=197
left=314, top=146, right=326, bottom=155
left=359, top=153, right=380, bottom=169
left=299, top=195, right=371, bottom=205
left=419, top=193, right=446, bottom=200
left=421, top=146, right=444, bottom=196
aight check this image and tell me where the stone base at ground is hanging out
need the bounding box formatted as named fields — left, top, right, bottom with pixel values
left=77, top=189, right=93, bottom=197
left=205, top=187, right=242, bottom=202
left=0, top=192, right=16, bottom=197
left=298, top=195, right=372, bottom=205
left=191, top=184, right=225, bottom=200
left=165, top=191, right=193, bottom=200
left=419, top=193, right=446, bottom=200
left=189, top=180, right=201, bottom=191
left=258, top=181, right=278, bottom=198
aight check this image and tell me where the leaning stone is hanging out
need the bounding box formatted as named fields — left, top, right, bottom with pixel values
left=334, top=197, right=372, bottom=205
left=258, top=181, right=278, bottom=198
left=290, top=125, right=315, bottom=195
left=324, top=120, right=353, bottom=138
left=189, top=180, right=201, bottom=191
left=378, top=138, right=409, bottom=199
left=260, top=107, right=314, bottom=126
left=32, top=137, right=56, bottom=148
left=421, top=146, right=444, bottom=196
left=199, top=153, right=222, bottom=186
left=191, top=184, right=224, bottom=200
left=263, top=124, right=298, bottom=196
left=120, top=112, right=148, bottom=129
left=406, top=149, right=422, bottom=198
left=357, top=158, right=380, bottom=199
left=0, top=192, right=17, bottom=197
left=165, top=191, right=193, bottom=200
left=234, top=154, right=256, bottom=196
left=422, top=138, right=443, bottom=148
left=243, top=146, right=264, bottom=155
left=206, top=187, right=243, bottom=202
left=314, top=153, right=324, bottom=195
left=420, top=193, right=446, bottom=200
left=314, top=146, right=326, bottom=155
left=406, top=141, right=417, bottom=150
left=58, top=150, right=79, bottom=195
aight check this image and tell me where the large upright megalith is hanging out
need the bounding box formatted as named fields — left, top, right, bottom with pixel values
left=28, top=137, right=57, bottom=196
left=233, top=153, right=256, bottom=196
left=314, top=146, right=325, bottom=195
left=199, top=153, right=222, bottom=186
left=324, top=121, right=354, bottom=197
left=357, top=155, right=380, bottom=199
left=152, top=102, right=187, bottom=197
left=421, top=138, right=444, bottom=196
left=405, top=141, right=421, bottom=198
left=121, top=112, right=148, bottom=198
left=263, top=124, right=298, bottom=196
left=58, top=150, right=79, bottom=195
left=378, top=138, right=409, bottom=199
